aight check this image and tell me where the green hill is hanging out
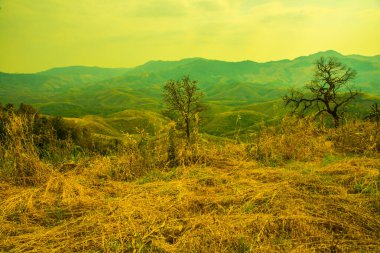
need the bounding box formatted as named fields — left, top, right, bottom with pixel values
left=65, top=109, right=168, bottom=137
left=1, top=50, right=379, bottom=136
left=38, top=66, right=130, bottom=84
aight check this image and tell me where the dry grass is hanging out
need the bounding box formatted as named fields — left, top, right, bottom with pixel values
left=246, top=117, right=334, bottom=165
left=247, top=116, right=380, bottom=165
left=1, top=154, right=379, bottom=252
left=0, top=114, right=52, bottom=186
left=332, top=119, right=380, bottom=154
left=1, top=115, right=380, bottom=252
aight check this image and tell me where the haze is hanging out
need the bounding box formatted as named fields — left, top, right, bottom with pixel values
left=1, top=0, right=380, bottom=73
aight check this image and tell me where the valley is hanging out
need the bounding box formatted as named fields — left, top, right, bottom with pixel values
left=1, top=50, right=380, bottom=137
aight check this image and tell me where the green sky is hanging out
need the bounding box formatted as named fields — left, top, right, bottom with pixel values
left=1, top=0, right=380, bottom=73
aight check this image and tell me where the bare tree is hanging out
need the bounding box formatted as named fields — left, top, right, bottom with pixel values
left=163, top=75, right=204, bottom=143
left=283, top=57, right=358, bottom=127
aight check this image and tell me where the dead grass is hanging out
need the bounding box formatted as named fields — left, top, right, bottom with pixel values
left=1, top=155, right=379, bottom=252
left=1, top=115, right=380, bottom=252
left=332, top=120, right=380, bottom=154
left=247, top=117, right=334, bottom=166
left=0, top=114, right=52, bottom=186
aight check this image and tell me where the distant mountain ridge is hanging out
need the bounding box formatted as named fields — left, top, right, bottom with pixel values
left=1, top=50, right=379, bottom=135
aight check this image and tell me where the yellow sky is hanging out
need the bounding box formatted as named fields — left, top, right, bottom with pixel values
left=1, top=0, right=380, bottom=73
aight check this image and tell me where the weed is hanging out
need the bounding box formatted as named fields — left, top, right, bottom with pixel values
left=322, top=154, right=344, bottom=166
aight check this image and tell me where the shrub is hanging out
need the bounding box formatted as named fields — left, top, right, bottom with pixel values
left=331, top=119, right=379, bottom=154
left=0, top=113, right=51, bottom=185
left=1, top=103, right=125, bottom=163
left=247, top=116, right=333, bottom=165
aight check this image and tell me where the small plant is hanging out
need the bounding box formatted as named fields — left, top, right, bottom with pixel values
left=322, top=154, right=343, bottom=166
left=234, top=113, right=242, bottom=144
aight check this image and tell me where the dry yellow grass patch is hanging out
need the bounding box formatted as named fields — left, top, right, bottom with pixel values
left=1, top=155, right=379, bottom=252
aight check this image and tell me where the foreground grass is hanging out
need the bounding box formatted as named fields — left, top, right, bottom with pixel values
left=1, top=155, right=379, bottom=252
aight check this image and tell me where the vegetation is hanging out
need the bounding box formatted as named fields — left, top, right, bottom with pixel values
left=284, top=57, right=358, bottom=127
left=1, top=51, right=380, bottom=133
left=366, top=103, right=380, bottom=126
left=0, top=103, right=121, bottom=165
left=163, top=75, right=204, bottom=143
left=0, top=111, right=379, bottom=252
left=0, top=52, right=380, bottom=252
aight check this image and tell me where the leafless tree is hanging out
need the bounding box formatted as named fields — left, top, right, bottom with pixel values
left=283, top=57, right=358, bottom=127
left=163, top=75, right=204, bottom=143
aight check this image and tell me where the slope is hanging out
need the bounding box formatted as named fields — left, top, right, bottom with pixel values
left=0, top=50, right=379, bottom=137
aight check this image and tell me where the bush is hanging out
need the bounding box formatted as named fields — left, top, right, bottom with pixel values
left=331, top=120, right=379, bottom=154
left=247, top=116, right=334, bottom=165
left=0, top=103, right=124, bottom=164
left=0, top=113, right=51, bottom=185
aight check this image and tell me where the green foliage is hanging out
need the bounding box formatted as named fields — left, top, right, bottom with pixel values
left=322, top=154, right=344, bottom=166
left=0, top=103, right=122, bottom=163
left=163, top=75, right=205, bottom=142
left=284, top=57, right=358, bottom=127
left=1, top=51, right=379, bottom=134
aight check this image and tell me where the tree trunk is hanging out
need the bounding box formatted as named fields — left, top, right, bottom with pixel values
left=332, top=113, right=340, bottom=128
left=185, top=117, right=190, bottom=143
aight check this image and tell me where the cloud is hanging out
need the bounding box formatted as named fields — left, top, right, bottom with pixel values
left=127, top=0, right=188, bottom=17
left=0, top=0, right=380, bottom=72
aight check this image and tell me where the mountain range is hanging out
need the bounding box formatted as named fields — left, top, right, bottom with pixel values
left=1, top=50, right=379, bottom=136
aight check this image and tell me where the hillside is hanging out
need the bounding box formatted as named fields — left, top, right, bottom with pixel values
left=2, top=156, right=379, bottom=252
left=38, top=66, right=129, bottom=83
left=65, top=109, right=167, bottom=137
left=0, top=66, right=130, bottom=115
left=1, top=88, right=379, bottom=252
left=1, top=50, right=380, bottom=136
left=1, top=115, right=380, bottom=252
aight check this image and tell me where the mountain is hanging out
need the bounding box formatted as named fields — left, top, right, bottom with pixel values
left=38, top=66, right=130, bottom=84
left=1, top=50, right=379, bottom=135
left=0, top=66, right=131, bottom=115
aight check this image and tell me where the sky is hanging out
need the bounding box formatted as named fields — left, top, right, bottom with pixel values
left=0, top=0, right=380, bottom=73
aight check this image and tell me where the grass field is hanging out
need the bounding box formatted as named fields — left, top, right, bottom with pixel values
left=0, top=114, right=379, bottom=252
left=1, top=154, right=379, bottom=252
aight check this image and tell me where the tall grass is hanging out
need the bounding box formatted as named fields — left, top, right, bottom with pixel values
left=1, top=110, right=380, bottom=252
left=0, top=113, right=52, bottom=185
left=1, top=109, right=379, bottom=186
left=332, top=119, right=380, bottom=154
left=247, top=116, right=333, bottom=165
left=246, top=116, right=379, bottom=166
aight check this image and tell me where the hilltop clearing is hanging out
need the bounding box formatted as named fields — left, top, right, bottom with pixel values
left=1, top=155, right=379, bottom=252
left=1, top=112, right=379, bottom=252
